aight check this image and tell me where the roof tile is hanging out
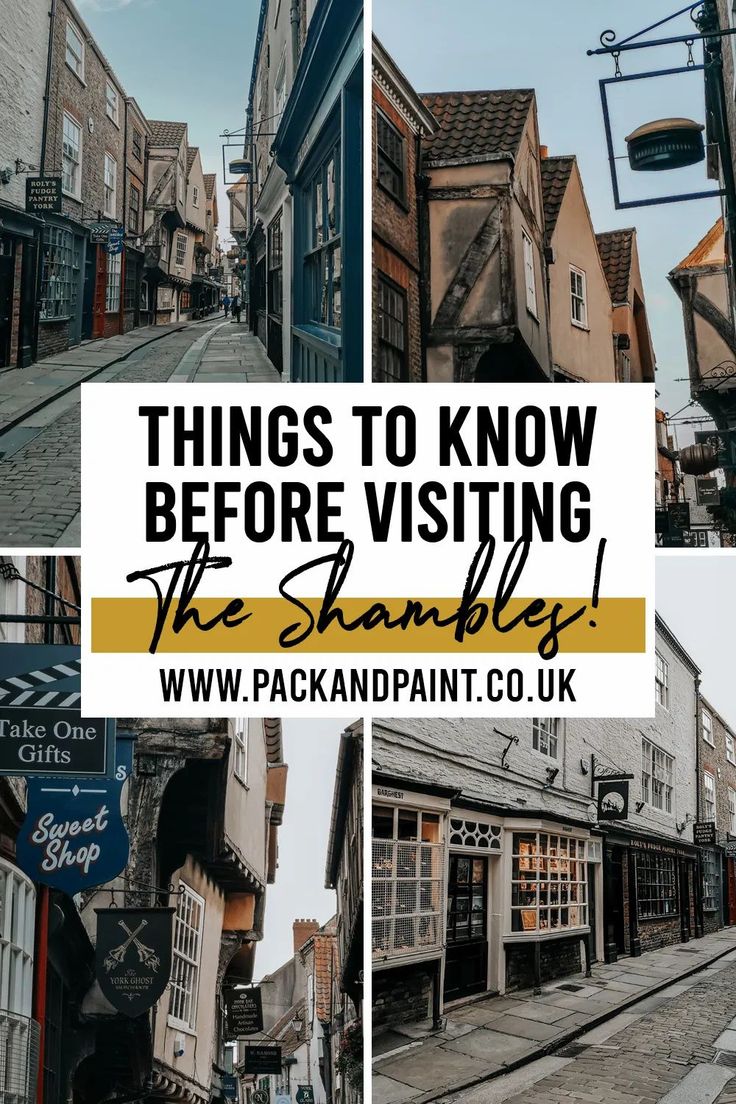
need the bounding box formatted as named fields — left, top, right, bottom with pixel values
left=147, top=120, right=187, bottom=147
left=596, top=228, right=635, bottom=303
left=540, top=156, right=574, bottom=239
left=420, top=89, right=534, bottom=166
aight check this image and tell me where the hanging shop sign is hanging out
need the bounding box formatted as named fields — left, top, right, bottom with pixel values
left=90, top=222, right=112, bottom=244
left=0, top=643, right=115, bottom=777
left=724, top=839, right=736, bottom=856
left=225, top=986, right=263, bottom=1036
left=296, top=1087, right=315, bottom=1104
left=106, top=226, right=124, bottom=256
left=15, top=732, right=134, bottom=894
left=667, top=501, right=691, bottom=531
left=243, top=1046, right=282, bottom=1075
left=252, top=1091, right=270, bottom=1104
left=694, top=821, right=717, bottom=847
left=95, top=904, right=175, bottom=1017
left=597, top=779, right=629, bottom=821
left=26, top=177, right=62, bottom=214
left=221, top=1075, right=239, bottom=1100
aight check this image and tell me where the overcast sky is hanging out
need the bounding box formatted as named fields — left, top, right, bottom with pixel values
left=254, top=719, right=352, bottom=980
left=77, top=0, right=258, bottom=247
left=657, top=556, right=736, bottom=725
left=374, top=0, right=722, bottom=444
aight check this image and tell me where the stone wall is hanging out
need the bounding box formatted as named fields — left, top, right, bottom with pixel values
left=505, top=937, right=582, bottom=992
left=373, top=963, right=433, bottom=1029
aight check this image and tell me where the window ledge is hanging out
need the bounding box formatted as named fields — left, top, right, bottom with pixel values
left=571, top=319, right=589, bottom=332
left=503, top=926, right=590, bottom=943
left=167, top=1016, right=197, bottom=1036
left=65, top=63, right=86, bottom=87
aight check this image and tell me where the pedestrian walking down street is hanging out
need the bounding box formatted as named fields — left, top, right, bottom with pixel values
left=223, top=293, right=231, bottom=317
left=232, top=293, right=242, bottom=323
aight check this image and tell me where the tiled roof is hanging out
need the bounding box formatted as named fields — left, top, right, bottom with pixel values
left=313, top=919, right=337, bottom=1024
left=540, top=155, right=574, bottom=239
left=147, top=120, right=187, bottom=147
left=187, top=147, right=198, bottom=173
left=674, top=217, right=725, bottom=270
left=420, top=89, right=534, bottom=166
left=203, top=173, right=217, bottom=199
left=596, top=228, right=635, bottom=304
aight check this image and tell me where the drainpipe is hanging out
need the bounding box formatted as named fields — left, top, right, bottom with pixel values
left=33, top=0, right=56, bottom=362
left=290, top=0, right=301, bottom=76
left=694, top=673, right=705, bottom=938
left=416, top=162, right=431, bottom=383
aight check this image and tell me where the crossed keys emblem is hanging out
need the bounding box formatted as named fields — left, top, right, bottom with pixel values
left=104, top=919, right=161, bottom=973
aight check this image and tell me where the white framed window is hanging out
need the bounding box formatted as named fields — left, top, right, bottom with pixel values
left=532, top=718, right=559, bottom=759
left=642, top=737, right=674, bottom=814
left=702, top=848, right=720, bottom=912
left=274, top=50, right=287, bottom=119
left=233, top=722, right=248, bottom=783
left=176, top=234, right=187, bottom=267
left=655, top=651, right=669, bottom=709
left=372, top=805, right=444, bottom=962
left=704, top=770, right=717, bottom=824
left=65, top=19, right=84, bottom=80
left=105, top=252, right=121, bottom=313
left=703, top=709, right=714, bottom=745
left=0, top=859, right=35, bottom=1017
left=729, top=786, right=736, bottom=835
left=169, top=883, right=204, bottom=1030
left=511, top=832, right=588, bottom=934
left=522, top=229, right=538, bottom=318
left=728, top=734, right=736, bottom=766
left=193, top=185, right=199, bottom=208
left=62, top=112, right=82, bottom=199
left=106, top=81, right=119, bottom=125
left=161, top=229, right=169, bottom=260
left=104, top=153, right=117, bottom=217
left=570, top=266, right=587, bottom=327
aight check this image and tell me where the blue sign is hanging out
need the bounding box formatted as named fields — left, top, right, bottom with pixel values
left=16, top=733, right=134, bottom=894
left=0, top=644, right=115, bottom=777
left=222, top=1076, right=238, bottom=1100
left=106, top=226, right=124, bottom=256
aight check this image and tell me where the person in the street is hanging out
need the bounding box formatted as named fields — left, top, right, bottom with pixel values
left=223, top=293, right=231, bottom=318
left=232, top=293, right=242, bottom=323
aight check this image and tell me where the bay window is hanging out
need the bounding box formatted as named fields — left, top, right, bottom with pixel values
left=40, top=227, right=73, bottom=320
left=372, top=805, right=444, bottom=961
left=635, top=852, right=677, bottom=919
left=510, top=832, right=588, bottom=934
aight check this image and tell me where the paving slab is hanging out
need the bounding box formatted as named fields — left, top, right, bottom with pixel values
left=376, top=1045, right=493, bottom=1091
left=441, top=1028, right=533, bottom=1064
left=659, top=1064, right=735, bottom=1104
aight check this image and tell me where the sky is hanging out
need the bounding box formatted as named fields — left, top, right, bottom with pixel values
left=657, top=556, right=736, bottom=726
left=374, top=0, right=724, bottom=443
left=77, top=0, right=258, bottom=247
left=254, top=718, right=350, bottom=980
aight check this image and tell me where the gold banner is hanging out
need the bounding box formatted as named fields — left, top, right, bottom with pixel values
left=91, top=597, right=645, bottom=654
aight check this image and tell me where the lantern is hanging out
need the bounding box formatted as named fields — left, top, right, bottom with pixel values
left=625, top=118, right=705, bottom=172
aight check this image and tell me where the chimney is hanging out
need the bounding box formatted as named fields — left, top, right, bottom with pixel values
left=293, top=918, right=320, bottom=953
left=539, top=144, right=549, bottom=159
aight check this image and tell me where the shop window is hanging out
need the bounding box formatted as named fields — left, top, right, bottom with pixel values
left=641, top=737, right=674, bottom=814
left=40, top=227, right=74, bottom=320
left=532, top=718, right=559, bottom=759
left=372, top=805, right=444, bottom=961
left=105, top=253, right=121, bottom=314
left=307, top=146, right=341, bottom=330
left=522, top=229, right=538, bottom=318
left=702, top=709, right=714, bottom=745
left=510, top=832, right=588, bottom=934
left=169, top=883, right=204, bottom=1029
left=448, top=817, right=501, bottom=851
left=702, top=848, right=720, bottom=912
left=180, top=290, right=191, bottom=311
left=376, top=277, right=407, bottom=382
left=655, top=651, right=669, bottom=708
left=704, top=770, right=717, bottom=824
left=376, top=109, right=406, bottom=203
left=62, top=113, right=82, bottom=199
left=729, top=787, right=736, bottom=835
left=123, top=260, right=137, bottom=311
left=268, top=213, right=283, bottom=318
left=569, top=266, right=588, bottom=327
left=635, top=852, right=677, bottom=919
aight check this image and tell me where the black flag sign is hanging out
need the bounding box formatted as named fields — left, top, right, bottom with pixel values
left=95, top=907, right=174, bottom=1017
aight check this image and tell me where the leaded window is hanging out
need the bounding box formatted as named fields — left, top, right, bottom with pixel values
left=376, top=277, right=406, bottom=382
left=372, top=806, right=444, bottom=961
left=641, top=737, right=674, bottom=814
left=511, top=832, right=588, bottom=933
left=169, top=884, right=204, bottom=1029
left=376, top=110, right=405, bottom=202
left=635, top=852, right=677, bottom=919
left=40, top=226, right=73, bottom=320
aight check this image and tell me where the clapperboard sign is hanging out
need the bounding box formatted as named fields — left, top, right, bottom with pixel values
left=243, top=1046, right=282, bottom=1075
left=225, top=987, right=263, bottom=1035
left=26, top=177, right=61, bottom=214
left=0, top=644, right=114, bottom=776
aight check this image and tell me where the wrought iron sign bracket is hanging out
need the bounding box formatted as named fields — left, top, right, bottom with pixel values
left=495, top=727, right=519, bottom=770
left=590, top=755, right=635, bottom=798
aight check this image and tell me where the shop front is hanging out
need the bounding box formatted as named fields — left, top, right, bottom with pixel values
left=602, top=828, right=700, bottom=962
left=272, top=0, right=362, bottom=382
left=0, top=205, right=43, bottom=371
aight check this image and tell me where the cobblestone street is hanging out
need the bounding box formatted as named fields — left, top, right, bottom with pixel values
left=433, top=953, right=736, bottom=1104
left=0, top=318, right=279, bottom=546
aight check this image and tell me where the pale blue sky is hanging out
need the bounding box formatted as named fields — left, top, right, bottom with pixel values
left=374, top=0, right=723, bottom=439
left=77, top=0, right=259, bottom=246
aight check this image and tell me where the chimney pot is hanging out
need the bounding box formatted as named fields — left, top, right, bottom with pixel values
left=539, top=144, right=549, bottom=159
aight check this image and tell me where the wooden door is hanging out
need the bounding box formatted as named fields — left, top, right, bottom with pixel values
left=443, top=855, right=488, bottom=1001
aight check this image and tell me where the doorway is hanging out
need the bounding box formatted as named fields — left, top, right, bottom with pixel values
left=679, top=858, right=691, bottom=942
left=727, top=857, right=736, bottom=925
left=0, top=237, right=16, bottom=369
left=603, top=846, right=625, bottom=961
left=443, top=855, right=488, bottom=1002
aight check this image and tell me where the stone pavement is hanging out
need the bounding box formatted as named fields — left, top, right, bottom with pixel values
left=170, top=319, right=282, bottom=382
left=373, top=928, right=736, bottom=1104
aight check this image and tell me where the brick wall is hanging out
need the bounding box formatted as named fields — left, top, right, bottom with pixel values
left=38, top=320, right=71, bottom=360
left=505, top=937, right=582, bottom=992
left=638, top=916, right=682, bottom=953
left=372, top=964, right=432, bottom=1029
left=0, top=0, right=48, bottom=214
left=372, top=83, right=423, bottom=382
